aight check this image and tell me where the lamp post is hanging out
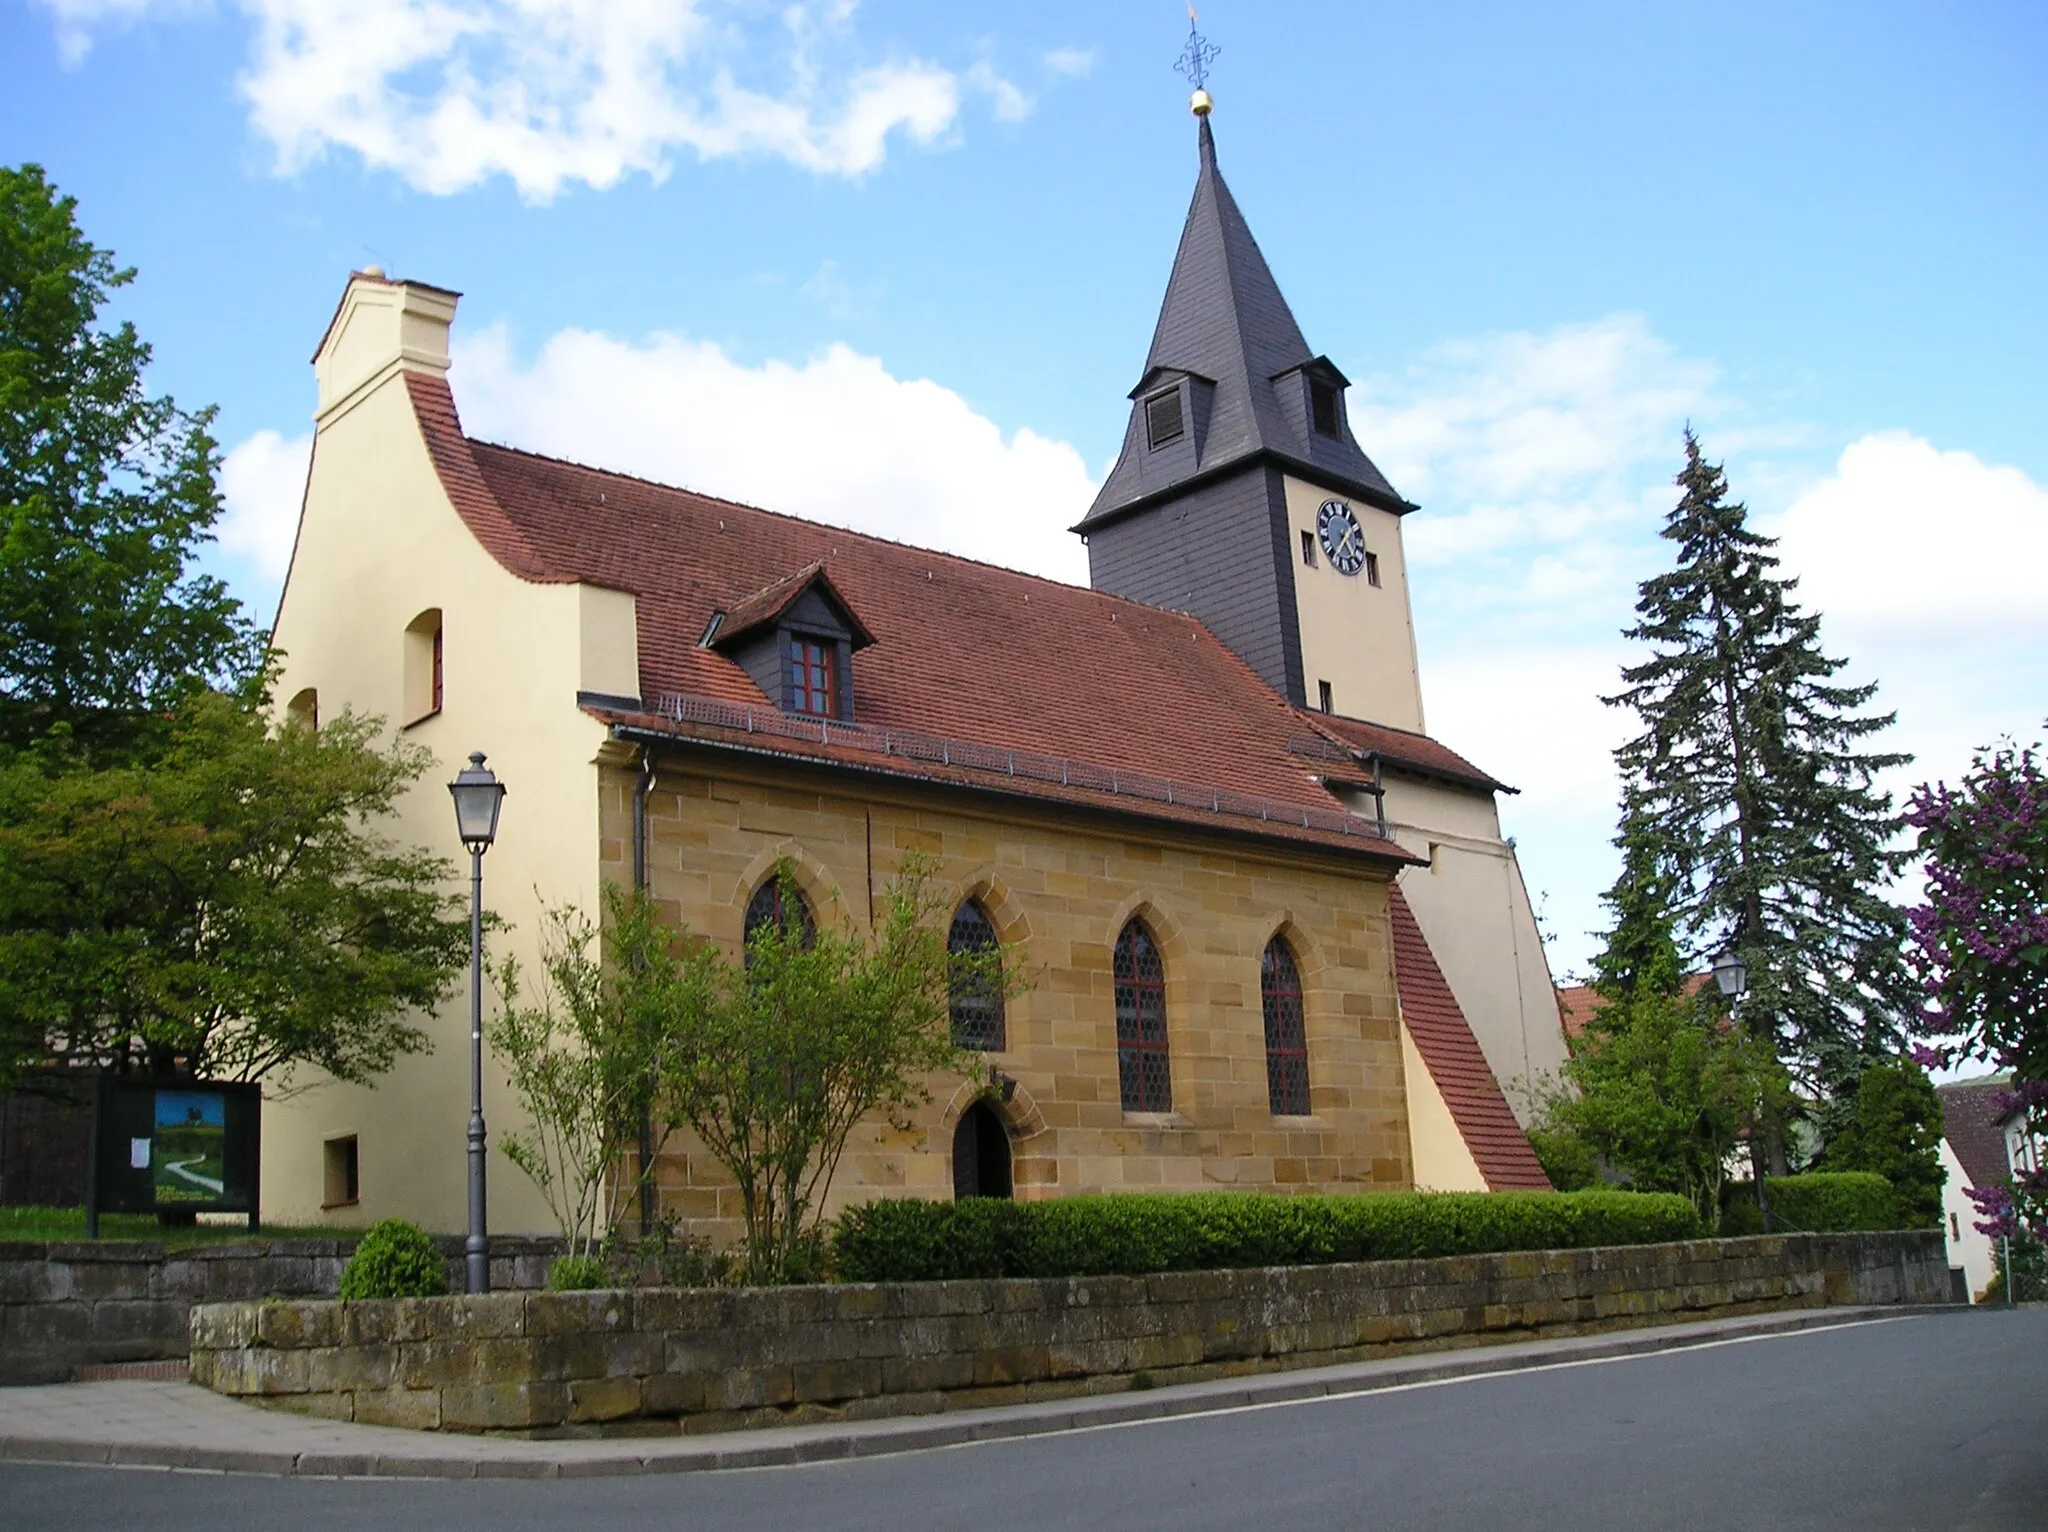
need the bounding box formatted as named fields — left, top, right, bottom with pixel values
left=1711, top=946, right=1770, bottom=1234
left=449, top=752, right=507, bottom=1294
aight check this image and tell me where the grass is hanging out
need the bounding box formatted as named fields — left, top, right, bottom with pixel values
left=0, top=1205, right=374, bottom=1246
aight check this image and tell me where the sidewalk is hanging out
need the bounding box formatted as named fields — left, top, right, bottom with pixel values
left=0, top=1306, right=1936, bottom=1481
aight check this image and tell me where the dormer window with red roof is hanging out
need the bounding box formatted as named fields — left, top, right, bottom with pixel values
left=789, top=636, right=835, bottom=716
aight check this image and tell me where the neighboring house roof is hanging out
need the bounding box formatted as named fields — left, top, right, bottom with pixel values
left=1389, top=886, right=1552, bottom=1191
left=1555, top=974, right=1711, bottom=1038
left=1299, top=712, right=1513, bottom=795
left=1938, top=1077, right=2015, bottom=1193
left=403, top=370, right=1426, bottom=863
left=1076, top=119, right=1407, bottom=531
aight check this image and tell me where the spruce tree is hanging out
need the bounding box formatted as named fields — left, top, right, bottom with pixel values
left=1607, top=431, right=1914, bottom=1116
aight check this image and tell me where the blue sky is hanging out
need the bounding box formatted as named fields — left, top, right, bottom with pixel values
left=8, top=0, right=2046, bottom=980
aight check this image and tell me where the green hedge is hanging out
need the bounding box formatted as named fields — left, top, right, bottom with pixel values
left=1719, top=1173, right=1898, bottom=1235
left=831, top=1190, right=1703, bottom=1284
left=337, top=1218, right=447, bottom=1299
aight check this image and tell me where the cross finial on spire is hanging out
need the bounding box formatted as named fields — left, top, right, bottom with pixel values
left=1175, top=6, right=1220, bottom=115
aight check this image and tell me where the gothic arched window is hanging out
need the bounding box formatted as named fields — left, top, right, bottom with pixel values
left=948, top=899, right=1005, bottom=1051
left=743, top=875, right=814, bottom=957
left=1262, top=936, right=1310, bottom=1115
left=1114, top=919, right=1171, bottom=1112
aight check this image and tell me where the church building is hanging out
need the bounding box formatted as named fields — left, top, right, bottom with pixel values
left=261, top=100, right=1562, bottom=1237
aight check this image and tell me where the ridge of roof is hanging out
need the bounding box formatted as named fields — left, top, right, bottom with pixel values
left=1389, top=885, right=1552, bottom=1191
left=1080, top=118, right=1403, bottom=529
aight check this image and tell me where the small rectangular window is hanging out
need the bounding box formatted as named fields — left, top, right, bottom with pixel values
left=1300, top=530, right=1316, bottom=567
left=1310, top=380, right=1340, bottom=437
left=1145, top=389, right=1185, bottom=450
left=1364, top=550, right=1381, bottom=587
left=1318, top=680, right=1333, bottom=713
left=323, top=1135, right=359, bottom=1208
left=1949, top=1212, right=1960, bottom=1241
left=789, top=636, right=835, bottom=717
left=431, top=624, right=444, bottom=712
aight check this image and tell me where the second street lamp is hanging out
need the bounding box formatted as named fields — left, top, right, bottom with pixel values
left=449, top=752, right=507, bottom=1295
left=1712, top=945, right=1771, bottom=1234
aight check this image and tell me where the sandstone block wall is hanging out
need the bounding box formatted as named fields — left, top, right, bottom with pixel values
left=0, top=1235, right=560, bottom=1385
left=600, top=756, right=1418, bottom=1246
left=191, top=1231, right=1948, bottom=1434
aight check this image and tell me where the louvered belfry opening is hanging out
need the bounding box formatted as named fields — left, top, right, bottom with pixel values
left=1114, top=919, right=1171, bottom=1112
left=1261, top=936, right=1310, bottom=1115
left=947, top=899, right=1005, bottom=1051
left=1144, top=388, right=1185, bottom=450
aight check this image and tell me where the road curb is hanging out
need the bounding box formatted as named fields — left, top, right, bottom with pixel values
left=0, top=1305, right=1956, bottom=1481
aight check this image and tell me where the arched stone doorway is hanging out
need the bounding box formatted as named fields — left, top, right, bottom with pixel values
left=951, top=1100, right=1013, bottom=1200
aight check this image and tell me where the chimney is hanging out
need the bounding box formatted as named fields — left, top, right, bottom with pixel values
left=311, top=268, right=461, bottom=428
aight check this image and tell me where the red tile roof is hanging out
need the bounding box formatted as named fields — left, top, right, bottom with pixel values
left=716, top=563, right=875, bottom=649
left=403, top=371, right=1428, bottom=859
left=1555, top=974, right=1713, bottom=1039
left=1304, top=713, right=1511, bottom=794
left=1938, top=1077, right=2014, bottom=1193
left=1389, top=885, right=1552, bottom=1191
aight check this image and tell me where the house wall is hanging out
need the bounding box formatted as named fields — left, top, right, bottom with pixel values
left=1940, top=1138, right=1997, bottom=1300
left=260, top=276, right=631, bottom=1233
left=601, top=753, right=1418, bottom=1245
left=1399, top=1026, right=1487, bottom=1191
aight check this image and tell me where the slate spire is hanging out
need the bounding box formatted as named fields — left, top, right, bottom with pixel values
left=1076, top=116, right=1406, bottom=532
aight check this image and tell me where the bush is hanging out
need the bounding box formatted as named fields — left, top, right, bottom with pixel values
left=545, top=1253, right=610, bottom=1291
left=1719, top=1172, right=1898, bottom=1235
left=338, top=1218, right=447, bottom=1299
left=830, top=1190, right=1703, bottom=1284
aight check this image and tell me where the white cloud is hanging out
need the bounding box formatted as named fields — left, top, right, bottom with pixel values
left=39, top=0, right=1036, bottom=198
left=1042, top=47, right=1094, bottom=78
left=446, top=322, right=1096, bottom=584
left=218, top=426, right=314, bottom=582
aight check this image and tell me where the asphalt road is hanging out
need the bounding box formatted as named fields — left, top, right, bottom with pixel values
left=4, top=1308, right=2042, bottom=1531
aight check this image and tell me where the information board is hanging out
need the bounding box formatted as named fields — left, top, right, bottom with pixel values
left=86, top=1076, right=261, bottom=1233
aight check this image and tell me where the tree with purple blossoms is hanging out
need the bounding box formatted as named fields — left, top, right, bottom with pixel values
left=1908, top=730, right=2048, bottom=1241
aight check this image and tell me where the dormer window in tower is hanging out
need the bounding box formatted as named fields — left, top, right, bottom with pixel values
left=1310, top=378, right=1340, bottom=438
left=1144, top=388, right=1185, bottom=450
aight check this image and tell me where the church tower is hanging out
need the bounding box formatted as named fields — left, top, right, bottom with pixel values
left=1076, top=111, right=1427, bottom=733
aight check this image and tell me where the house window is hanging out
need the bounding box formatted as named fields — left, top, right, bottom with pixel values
left=322, top=1135, right=359, bottom=1208
left=1262, top=938, right=1310, bottom=1115
left=403, top=609, right=443, bottom=725
left=286, top=687, right=319, bottom=732
left=1114, top=919, right=1171, bottom=1112
left=948, top=899, right=1005, bottom=1051
left=1300, top=529, right=1316, bottom=568
left=1310, top=379, right=1340, bottom=438
left=1318, top=680, right=1334, bottom=714
left=788, top=636, right=834, bottom=716
left=1145, top=389, right=1185, bottom=450
left=1364, top=550, right=1381, bottom=587
left=1950, top=1212, right=1961, bottom=1242
left=743, top=875, right=815, bottom=957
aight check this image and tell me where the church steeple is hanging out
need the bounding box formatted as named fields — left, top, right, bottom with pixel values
left=1075, top=116, right=1407, bottom=534
left=1077, top=101, right=1428, bottom=733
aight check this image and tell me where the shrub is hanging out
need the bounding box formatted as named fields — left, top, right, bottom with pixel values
left=1719, top=1172, right=1898, bottom=1235
left=830, top=1189, right=1702, bottom=1284
left=338, top=1218, right=447, bottom=1299
left=545, top=1253, right=610, bottom=1291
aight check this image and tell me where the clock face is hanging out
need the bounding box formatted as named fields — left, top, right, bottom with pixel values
left=1317, top=500, right=1367, bottom=576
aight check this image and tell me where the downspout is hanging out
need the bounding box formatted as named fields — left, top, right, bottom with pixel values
left=632, top=751, right=657, bottom=1236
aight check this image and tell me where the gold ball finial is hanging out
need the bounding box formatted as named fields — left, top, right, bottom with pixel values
left=1190, top=89, right=1213, bottom=116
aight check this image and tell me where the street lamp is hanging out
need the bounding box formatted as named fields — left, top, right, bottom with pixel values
left=449, top=752, right=506, bottom=1294
left=1711, top=945, right=1771, bottom=1234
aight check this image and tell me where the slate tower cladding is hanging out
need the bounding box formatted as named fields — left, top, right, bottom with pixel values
left=1076, top=116, right=1429, bottom=732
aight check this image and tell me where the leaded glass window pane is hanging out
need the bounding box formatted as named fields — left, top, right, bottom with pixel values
left=948, top=899, right=1005, bottom=1051
left=1262, top=937, right=1310, bottom=1115
left=1114, top=920, right=1170, bottom=1112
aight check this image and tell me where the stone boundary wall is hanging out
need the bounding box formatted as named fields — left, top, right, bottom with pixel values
left=1, top=1236, right=562, bottom=1385
left=191, top=1231, right=1947, bottom=1434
